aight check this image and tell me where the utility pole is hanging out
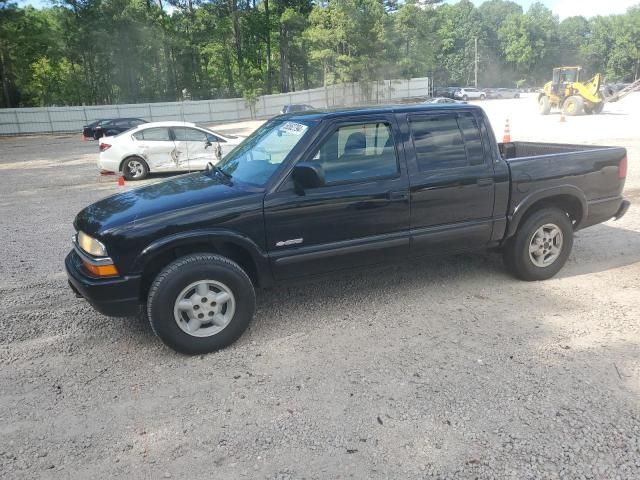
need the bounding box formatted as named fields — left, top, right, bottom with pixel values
left=474, top=37, right=478, bottom=88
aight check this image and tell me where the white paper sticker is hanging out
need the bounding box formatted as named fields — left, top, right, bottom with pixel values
left=280, top=121, right=308, bottom=136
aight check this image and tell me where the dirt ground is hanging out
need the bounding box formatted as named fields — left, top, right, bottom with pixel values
left=1, top=95, right=639, bottom=479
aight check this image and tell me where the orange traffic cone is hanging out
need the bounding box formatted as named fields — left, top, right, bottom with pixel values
left=117, top=175, right=125, bottom=187
left=502, top=118, right=511, bottom=143
left=559, top=114, right=566, bottom=123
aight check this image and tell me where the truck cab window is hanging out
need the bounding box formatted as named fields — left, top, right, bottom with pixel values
left=457, top=114, right=485, bottom=165
left=410, top=116, right=467, bottom=170
left=313, top=122, right=398, bottom=184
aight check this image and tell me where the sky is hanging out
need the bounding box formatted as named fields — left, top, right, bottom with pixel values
left=447, top=0, right=638, bottom=19
left=16, top=0, right=640, bottom=19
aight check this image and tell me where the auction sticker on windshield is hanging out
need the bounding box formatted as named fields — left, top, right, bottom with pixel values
left=280, top=121, right=308, bottom=135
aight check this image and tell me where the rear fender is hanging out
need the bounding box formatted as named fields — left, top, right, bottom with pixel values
left=506, top=185, right=588, bottom=239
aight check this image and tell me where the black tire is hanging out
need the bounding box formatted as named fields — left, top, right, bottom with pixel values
left=514, top=93, right=520, bottom=99
left=462, top=95, right=468, bottom=101
left=122, top=156, right=149, bottom=181
left=562, top=95, right=584, bottom=116
left=480, top=94, right=486, bottom=100
left=538, top=95, right=551, bottom=115
left=592, top=101, right=604, bottom=114
left=503, top=208, right=574, bottom=281
left=147, top=253, right=255, bottom=354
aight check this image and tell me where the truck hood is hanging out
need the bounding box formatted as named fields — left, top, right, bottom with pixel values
left=74, top=172, right=255, bottom=236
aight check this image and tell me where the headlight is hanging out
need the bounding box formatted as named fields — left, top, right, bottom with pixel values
left=77, top=231, right=108, bottom=257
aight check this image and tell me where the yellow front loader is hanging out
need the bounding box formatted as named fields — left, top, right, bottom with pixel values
left=538, top=66, right=604, bottom=116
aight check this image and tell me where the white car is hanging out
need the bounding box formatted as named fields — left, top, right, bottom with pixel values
left=98, top=121, right=244, bottom=180
left=453, top=87, right=486, bottom=101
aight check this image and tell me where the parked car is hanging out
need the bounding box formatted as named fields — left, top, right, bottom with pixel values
left=93, top=118, right=148, bottom=139
left=454, top=87, right=486, bottom=100
left=97, top=121, right=243, bottom=180
left=493, top=88, right=521, bottom=99
left=482, top=88, right=497, bottom=99
left=82, top=119, right=113, bottom=140
left=432, top=87, right=460, bottom=98
left=280, top=104, right=315, bottom=114
left=425, top=97, right=466, bottom=104
left=66, top=104, right=629, bottom=354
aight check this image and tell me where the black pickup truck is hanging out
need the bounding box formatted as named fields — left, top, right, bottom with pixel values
left=66, top=104, right=629, bottom=354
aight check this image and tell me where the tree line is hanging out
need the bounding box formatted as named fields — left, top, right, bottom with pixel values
left=0, top=0, right=638, bottom=108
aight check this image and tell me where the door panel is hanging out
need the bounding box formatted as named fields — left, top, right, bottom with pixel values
left=132, top=127, right=177, bottom=170
left=406, top=112, right=496, bottom=256
left=264, top=116, right=410, bottom=279
left=172, top=127, right=215, bottom=170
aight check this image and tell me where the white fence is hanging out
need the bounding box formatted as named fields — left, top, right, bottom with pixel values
left=0, top=77, right=429, bottom=136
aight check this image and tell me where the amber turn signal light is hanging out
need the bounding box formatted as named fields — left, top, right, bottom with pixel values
left=82, top=260, right=119, bottom=277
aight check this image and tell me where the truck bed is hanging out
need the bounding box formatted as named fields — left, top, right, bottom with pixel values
left=499, top=141, right=610, bottom=160
left=499, top=141, right=627, bottom=231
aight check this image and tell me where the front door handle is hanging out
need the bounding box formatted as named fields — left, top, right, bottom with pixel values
left=387, top=190, right=409, bottom=202
left=477, top=178, right=494, bottom=186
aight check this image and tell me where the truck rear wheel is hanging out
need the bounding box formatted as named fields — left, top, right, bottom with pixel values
left=147, top=253, right=255, bottom=354
left=562, top=96, right=584, bottom=116
left=538, top=96, right=551, bottom=115
left=503, top=208, right=573, bottom=281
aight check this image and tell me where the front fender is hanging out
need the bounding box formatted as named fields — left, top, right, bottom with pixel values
left=506, top=185, right=588, bottom=238
left=131, top=229, right=273, bottom=287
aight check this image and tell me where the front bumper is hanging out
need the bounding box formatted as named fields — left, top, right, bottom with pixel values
left=65, top=250, right=142, bottom=317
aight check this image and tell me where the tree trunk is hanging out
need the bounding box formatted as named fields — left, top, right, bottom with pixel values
left=265, top=0, right=272, bottom=94
left=279, top=24, right=289, bottom=92
left=222, top=31, right=237, bottom=97
left=0, top=49, right=12, bottom=108
left=289, top=57, right=295, bottom=91
left=230, top=0, right=243, bottom=76
left=302, top=53, right=309, bottom=90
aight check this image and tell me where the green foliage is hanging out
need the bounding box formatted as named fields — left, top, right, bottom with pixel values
left=1, top=0, right=639, bottom=107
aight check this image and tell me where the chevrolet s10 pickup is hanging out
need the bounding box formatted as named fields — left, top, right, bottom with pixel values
left=66, top=104, right=629, bottom=353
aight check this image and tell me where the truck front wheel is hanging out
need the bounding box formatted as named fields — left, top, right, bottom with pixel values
left=503, top=208, right=573, bottom=281
left=147, top=253, right=256, bottom=354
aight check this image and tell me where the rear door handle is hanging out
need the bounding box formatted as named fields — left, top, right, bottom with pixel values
left=387, top=190, right=409, bottom=202
left=477, top=178, right=494, bottom=186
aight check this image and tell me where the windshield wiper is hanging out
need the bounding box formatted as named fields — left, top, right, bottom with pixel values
left=206, top=162, right=232, bottom=182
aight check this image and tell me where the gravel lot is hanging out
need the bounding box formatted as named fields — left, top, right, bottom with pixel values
left=1, top=96, right=639, bottom=479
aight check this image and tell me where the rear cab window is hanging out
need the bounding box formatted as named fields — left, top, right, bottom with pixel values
left=409, top=112, right=486, bottom=171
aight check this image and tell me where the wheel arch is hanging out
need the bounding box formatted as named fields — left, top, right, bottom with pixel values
left=134, top=230, right=273, bottom=299
left=505, top=187, right=588, bottom=240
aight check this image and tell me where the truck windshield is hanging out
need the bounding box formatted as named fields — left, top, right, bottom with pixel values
left=217, top=118, right=315, bottom=186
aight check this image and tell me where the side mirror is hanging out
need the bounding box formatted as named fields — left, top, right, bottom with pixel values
left=292, top=162, right=325, bottom=191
